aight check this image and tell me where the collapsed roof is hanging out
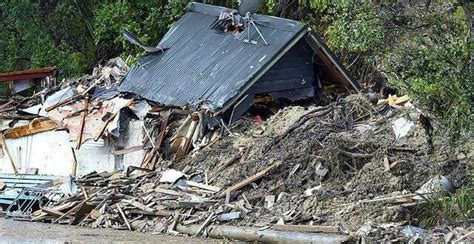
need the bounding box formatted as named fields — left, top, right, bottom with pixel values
left=119, top=2, right=358, bottom=114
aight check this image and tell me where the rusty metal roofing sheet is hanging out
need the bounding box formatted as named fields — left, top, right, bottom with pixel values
left=0, top=67, right=56, bottom=82
left=119, top=2, right=306, bottom=112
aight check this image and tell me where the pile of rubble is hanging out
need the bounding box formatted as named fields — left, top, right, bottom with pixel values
left=18, top=91, right=471, bottom=242
left=0, top=58, right=221, bottom=177
left=0, top=58, right=471, bottom=242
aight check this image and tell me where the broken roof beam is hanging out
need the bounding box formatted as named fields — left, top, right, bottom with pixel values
left=3, top=118, right=58, bottom=139
left=304, top=32, right=360, bottom=92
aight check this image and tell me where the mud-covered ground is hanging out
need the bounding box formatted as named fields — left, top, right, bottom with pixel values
left=0, top=218, right=216, bottom=243
left=168, top=94, right=470, bottom=232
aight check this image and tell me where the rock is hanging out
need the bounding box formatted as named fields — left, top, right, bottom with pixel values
left=392, top=117, right=414, bottom=139
left=276, top=192, right=290, bottom=203
left=356, top=222, right=374, bottom=237
left=315, top=163, right=329, bottom=179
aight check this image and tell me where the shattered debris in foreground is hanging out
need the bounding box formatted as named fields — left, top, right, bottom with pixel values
left=0, top=58, right=471, bottom=242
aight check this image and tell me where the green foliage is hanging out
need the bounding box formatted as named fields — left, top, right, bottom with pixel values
left=292, top=0, right=472, bottom=136
left=0, top=0, right=91, bottom=78
left=0, top=0, right=471, bottom=137
left=416, top=184, right=473, bottom=228
left=0, top=0, right=192, bottom=78
left=384, top=5, right=472, bottom=135
left=325, top=3, right=384, bottom=54
left=0, top=85, right=10, bottom=99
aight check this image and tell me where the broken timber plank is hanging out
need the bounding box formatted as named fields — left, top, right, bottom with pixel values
left=194, top=212, right=215, bottom=237
left=3, top=118, right=57, bottom=139
left=0, top=134, right=18, bottom=174
left=41, top=208, right=65, bottom=217
left=94, top=113, right=118, bottom=141
left=52, top=188, right=102, bottom=224
left=0, top=114, right=38, bottom=120
left=156, top=110, right=171, bottom=153
left=117, top=204, right=132, bottom=231
left=32, top=201, right=77, bottom=221
left=113, top=141, right=166, bottom=156
left=186, top=180, right=221, bottom=192
left=122, top=199, right=154, bottom=212
left=218, top=161, right=281, bottom=198
left=112, top=145, right=144, bottom=155
left=75, top=97, right=89, bottom=150
left=140, top=110, right=171, bottom=169
left=79, top=193, right=111, bottom=225
left=45, top=94, right=82, bottom=112
left=71, top=148, right=78, bottom=177
left=272, top=225, right=341, bottom=234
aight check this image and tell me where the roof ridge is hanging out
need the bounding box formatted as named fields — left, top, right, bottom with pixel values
left=187, top=2, right=305, bottom=28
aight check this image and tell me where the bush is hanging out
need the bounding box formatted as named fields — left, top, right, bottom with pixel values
left=384, top=5, right=472, bottom=136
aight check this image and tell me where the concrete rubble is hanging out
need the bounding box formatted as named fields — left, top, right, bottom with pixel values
left=0, top=58, right=471, bottom=243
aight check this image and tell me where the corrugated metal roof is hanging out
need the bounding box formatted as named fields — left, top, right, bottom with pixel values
left=119, top=2, right=306, bottom=112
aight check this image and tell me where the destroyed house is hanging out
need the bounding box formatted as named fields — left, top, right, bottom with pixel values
left=120, top=2, right=358, bottom=123
left=0, top=2, right=358, bottom=178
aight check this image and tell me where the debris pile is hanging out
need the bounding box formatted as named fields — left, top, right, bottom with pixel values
left=21, top=93, right=471, bottom=242
left=0, top=58, right=223, bottom=176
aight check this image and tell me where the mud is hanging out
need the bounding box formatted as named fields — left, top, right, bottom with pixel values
left=168, top=94, right=469, bottom=232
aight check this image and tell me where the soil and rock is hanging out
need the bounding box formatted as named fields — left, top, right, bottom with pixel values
left=168, top=94, right=470, bottom=241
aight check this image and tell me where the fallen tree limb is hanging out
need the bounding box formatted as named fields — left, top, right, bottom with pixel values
left=217, top=160, right=281, bottom=198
